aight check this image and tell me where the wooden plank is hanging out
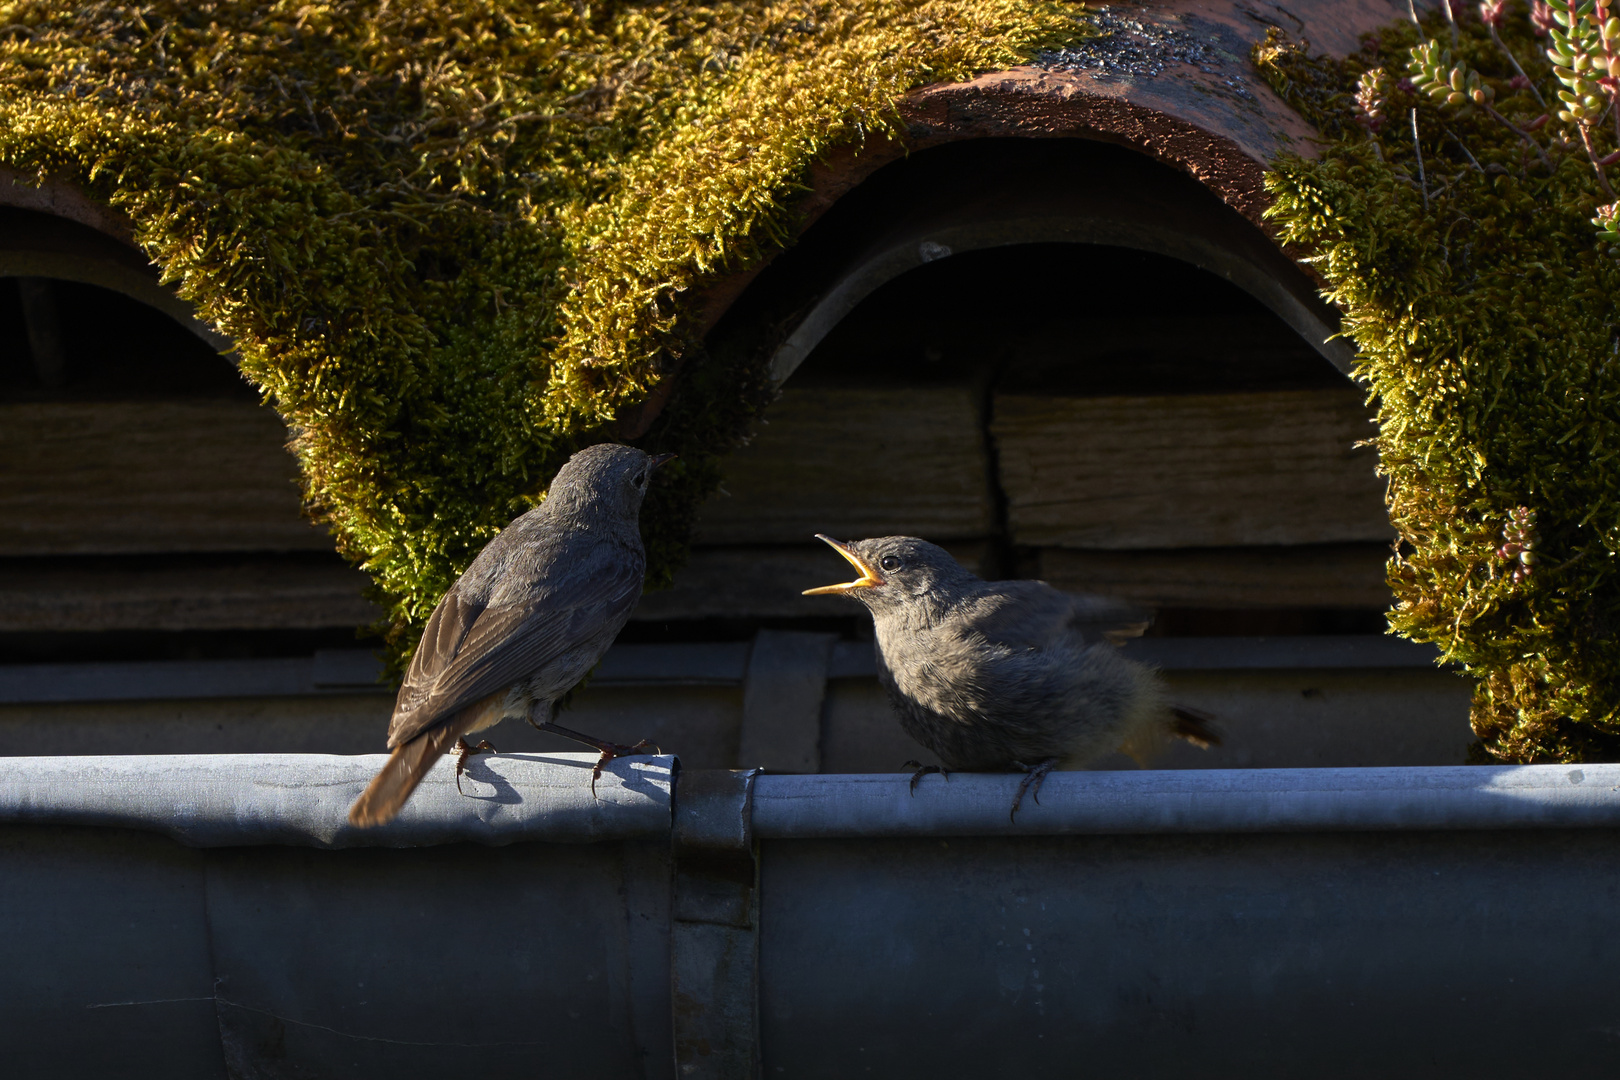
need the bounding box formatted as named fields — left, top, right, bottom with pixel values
left=819, top=669, right=1475, bottom=772
left=1122, top=670, right=1475, bottom=769
left=0, top=656, right=357, bottom=703
left=991, top=389, right=1392, bottom=549
left=0, top=695, right=395, bottom=757
left=694, top=386, right=993, bottom=543
left=0, top=558, right=377, bottom=631
left=0, top=644, right=754, bottom=704
left=633, top=542, right=993, bottom=621
left=0, top=686, right=743, bottom=766
left=827, top=634, right=1441, bottom=678
left=0, top=636, right=1442, bottom=708
left=0, top=401, right=329, bottom=554
left=1037, top=544, right=1392, bottom=610
left=594, top=643, right=752, bottom=686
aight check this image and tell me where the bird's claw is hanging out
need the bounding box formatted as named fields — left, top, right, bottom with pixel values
left=903, top=760, right=949, bottom=795
left=453, top=738, right=498, bottom=794
left=590, top=739, right=659, bottom=798
left=1009, top=758, right=1060, bottom=823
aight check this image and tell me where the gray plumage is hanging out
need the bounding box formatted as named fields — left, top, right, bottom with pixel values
left=348, top=443, right=664, bottom=827
left=804, top=535, right=1216, bottom=779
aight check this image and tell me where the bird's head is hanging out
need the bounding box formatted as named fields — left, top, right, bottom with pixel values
left=803, top=534, right=976, bottom=617
left=548, top=443, right=675, bottom=520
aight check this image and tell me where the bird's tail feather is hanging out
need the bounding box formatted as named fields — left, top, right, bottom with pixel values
left=1170, top=705, right=1221, bottom=749
left=347, top=713, right=475, bottom=828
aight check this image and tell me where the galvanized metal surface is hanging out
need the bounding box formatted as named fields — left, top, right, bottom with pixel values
left=751, top=765, right=1620, bottom=838
left=672, top=769, right=761, bottom=1080
left=17, top=757, right=1612, bottom=850
left=8, top=758, right=1620, bottom=1078
left=759, top=828, right=1620, bottom=1078
left=0, top=752, right=675, bottom=847
left=1, top=825, right=673, bottom=1079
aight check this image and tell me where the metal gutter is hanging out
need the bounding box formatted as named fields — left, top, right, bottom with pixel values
left=750, top=764, right=1620, bottom=838
left=6, top=753, right=1620, bottom=1079
left=5, top=757, right=1617, bottom=847
left=0, top=752, right=675, bottom=848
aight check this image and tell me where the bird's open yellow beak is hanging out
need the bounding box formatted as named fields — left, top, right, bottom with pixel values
left=803, top=534, right=883, bottom=595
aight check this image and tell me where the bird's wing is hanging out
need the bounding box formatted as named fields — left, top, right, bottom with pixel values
left=394, top=586, right=487, bottom=719
left=1067, top=592, right=1153, bottom=646
left=961, top=581, right=1079, bottom=649
left=385, top=543, right=644, bottom=747
left=967, top=580, right=1152, bottom=650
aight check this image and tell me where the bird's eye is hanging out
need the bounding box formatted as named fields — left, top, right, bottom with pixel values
left=634, top=471, right=648, bottom=488
left=879, top=555, right=902, bottom=572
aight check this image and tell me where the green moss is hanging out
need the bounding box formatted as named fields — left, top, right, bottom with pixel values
left=0, top=1, right=1088, bottom=671
left=1255, top=16, right=1620, bottom=760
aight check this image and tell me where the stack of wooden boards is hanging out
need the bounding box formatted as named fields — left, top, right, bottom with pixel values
left=648, top=382, right=1391, bottom=620
left=0, top=382, right=1391, bottom=629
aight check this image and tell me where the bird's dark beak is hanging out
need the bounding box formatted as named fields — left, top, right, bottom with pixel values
left=803, top=534, right=884, bottom=595
left=649, top=453, right=677, bottom=469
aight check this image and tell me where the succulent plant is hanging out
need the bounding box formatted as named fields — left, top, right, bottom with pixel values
left=1258, top=5, right=1620, bottom=762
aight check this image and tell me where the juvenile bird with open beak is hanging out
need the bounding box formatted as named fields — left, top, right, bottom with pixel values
left=347, top=443, right=674, bottom=828
left=805, top=534, right=1217, bottom=818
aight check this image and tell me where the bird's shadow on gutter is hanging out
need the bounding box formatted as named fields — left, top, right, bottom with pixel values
left=455, top=753, right=670, bottom=805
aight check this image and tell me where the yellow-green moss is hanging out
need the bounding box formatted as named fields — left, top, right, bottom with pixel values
left=0, top=1, right=1088, bottom=668
left=1255, top=16, right=1620, bottom=761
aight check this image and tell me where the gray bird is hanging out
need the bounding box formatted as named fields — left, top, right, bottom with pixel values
left=347, top=443, right=672, bottom=828
left=804, top=534, right=1217, bottom=817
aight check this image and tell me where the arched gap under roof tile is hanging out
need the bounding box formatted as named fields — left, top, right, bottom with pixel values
left=789, top=241, right=1347, bottom=398
left=0, top=203, right=245, bottom=401
left=0, top=203, right=230, bottom=352
left=702, top=139, right=1353, bottom=393
left=0, top=274, right=251, bottom=402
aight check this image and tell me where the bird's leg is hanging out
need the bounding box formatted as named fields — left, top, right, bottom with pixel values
left=523, top=698, right=562, bottom=734
left=452, top=737, right=497, bottom=795
left=532, top=717, right=660, bottom=798
left=902, top=759, right=950, bottom=795
left=526, top=702, right=660, bottom=797
left=1008, top=758, right=1061, bottom=823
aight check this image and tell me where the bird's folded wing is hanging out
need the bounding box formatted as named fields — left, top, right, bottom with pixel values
left=968, top=581, right=1152, bottom=650
left=962, top=582, right=1078, bottom=649
left=386, top=550, right=643, bottom=747
left=400, top=587, right=487, bottom=696
left=1068, top=594, right=1155, bottom=647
